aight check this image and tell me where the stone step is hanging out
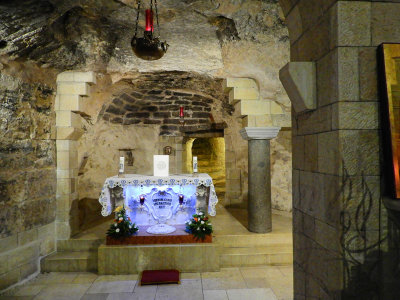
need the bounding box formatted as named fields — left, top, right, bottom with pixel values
left=57, top=238, right=104, bottom=252
left=214, top=233, right=292, bottom=247
left=220, top=246, right=293, bottom=267
left=41, top=251, right=98, bottom=272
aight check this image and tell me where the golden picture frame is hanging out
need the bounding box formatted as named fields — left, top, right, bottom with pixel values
left=379, top=43, right=400, bottom=198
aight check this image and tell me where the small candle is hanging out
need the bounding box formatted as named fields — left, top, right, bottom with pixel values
left=179, top=106, right=184, bottom=118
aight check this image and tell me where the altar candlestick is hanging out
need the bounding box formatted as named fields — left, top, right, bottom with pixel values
left=119, top=157, right=125, bottom=176
left=193, top=156, right=198, bottom=173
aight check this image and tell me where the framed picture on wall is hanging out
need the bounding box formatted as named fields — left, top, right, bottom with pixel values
left=378, top=43, right=400, bottom=199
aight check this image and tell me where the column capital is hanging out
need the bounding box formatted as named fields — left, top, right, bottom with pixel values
left=240, top=127, right=281, bottom=140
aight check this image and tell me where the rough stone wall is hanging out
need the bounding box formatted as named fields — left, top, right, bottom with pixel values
left=0, top=65, right=56, bottom=289
left=284, top=0, right=397, bottom=298
left=100, top=72, right=231, bottom=136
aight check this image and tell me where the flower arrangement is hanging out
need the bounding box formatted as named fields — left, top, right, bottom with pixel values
left=185, top=211, right=213, bottom=240
left=107, top=206, right=139, bottom=239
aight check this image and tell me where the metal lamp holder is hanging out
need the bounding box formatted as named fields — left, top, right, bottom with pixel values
left=131, top=0, right=169, bottom=60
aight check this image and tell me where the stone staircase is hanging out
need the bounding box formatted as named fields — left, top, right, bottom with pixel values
left=41, top=207, right=293, bottom=272
left=215, top=233, right=293, bottom=267
left=41, top=238, right=103, bottom=272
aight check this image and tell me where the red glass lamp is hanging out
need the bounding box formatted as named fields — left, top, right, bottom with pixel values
left=131, top=0, right=168, bottom=61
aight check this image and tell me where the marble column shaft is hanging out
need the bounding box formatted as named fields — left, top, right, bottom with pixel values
left=248, top=139, right=272, bottom=233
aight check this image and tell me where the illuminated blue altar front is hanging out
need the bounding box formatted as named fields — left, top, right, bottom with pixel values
left=124, top=184, right=197, bottom=226
left=99, top=174, right=218, bottom=233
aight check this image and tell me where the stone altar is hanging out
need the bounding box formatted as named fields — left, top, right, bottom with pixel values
left=99, top=173, right=218, bottom=234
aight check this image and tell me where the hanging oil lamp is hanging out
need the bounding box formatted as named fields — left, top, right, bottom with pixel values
left=131, top=0, right=168, bottom=60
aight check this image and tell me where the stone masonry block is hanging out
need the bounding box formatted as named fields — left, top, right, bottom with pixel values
left=332, top=102, right=379, bottom=130
left=242, top=115, right=273, bottom=127
left=226, top=179, right=241, bottom=192
left=317, top=131, right=340, bottom=175
left=38, top=222, right=56, bottom=256
left=17, top=228, right=38, bottom=247
left=229, top=87, right=259, bottom=104
left=57, top=71, right=96, bottom=84
left=0, top=234, right=18, bottom=253
left=56, top=178, right=76, bottom=196
left=56, top=127, right=84, bottom=140
left=224, top=77, right=258, bottom=90
left=57, top=150, right=78, bottom=170
left=56, top=111, right=81, bottom=127
left=55, top=94, right=85, bottom=112
left=339, top=129, right=380, bottom=176
left=0, top=268, right=19, bottom=290
left=56, top=169, right=78, bottom=179
left=56, top=140, right=77, bottom=152
left=279, top=62, right=316, bottom=113
left=337, top=1, right=371, bottom=46
left=56, top=222, right=72, bottom=240
left=235, top=100, right=271, bottom=116
left=57, top=82, right=89, bottom=96
left=304, top=134, right=318, bottom=172
left=372, top=3, right=400, bottom=46
left=226, top=168, right=241, bottom=180
left=8, top=242, right=39, bottom=270
left=56, top=193, right=78, bottom=211
left=338, top=47, right=359, bottom=101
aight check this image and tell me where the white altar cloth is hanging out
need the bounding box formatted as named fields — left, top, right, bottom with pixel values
left=99, top=173, right=218, bottom=217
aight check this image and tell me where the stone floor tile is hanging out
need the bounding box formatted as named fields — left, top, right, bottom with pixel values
left=243, top=277, right=271, bottom=288
left=155, top=287, right=203, bottom=300
left=203, top=289, right=228, bottom=300
left=32, top=272, right=78, bottom=284
left=106, top=292, right=138, bottom=300
left=240, top=266, right=284, bottom=279
left=87, top=281, right=136, bottom=294
left=81, top=294, right=109, bottom=300
left=94, top=275, right=138, bottom=282
left=226, top=288, right=278, bottom=300
left=202, top=277, right=247, bottom=291
left=0, top=297, right=34, bottom=300
left=132, top=284, right=157, bottom=299
left=270, top=282, right=293, bottom=300
left=180, top=272, right=201, bottom=279
left=10, top=285, right=44, bottom=297
left=157, top=279, right=202, bottom=291
left=278, top=266, right=293, bottom=278
left=33, top=283, right=91, bottom=300
left=72, top=272, right=98, bottom=284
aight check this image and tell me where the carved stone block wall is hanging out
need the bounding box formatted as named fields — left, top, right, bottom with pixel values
left=284, top=0, right=395, bottom=298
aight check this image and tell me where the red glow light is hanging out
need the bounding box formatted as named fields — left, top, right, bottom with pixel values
left=145, top=9, right=154, bottom=32
left=179, top=106, right=184, bottom=118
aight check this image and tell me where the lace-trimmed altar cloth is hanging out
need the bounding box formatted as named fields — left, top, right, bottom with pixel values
left=99, top=173, right=218, bottom=217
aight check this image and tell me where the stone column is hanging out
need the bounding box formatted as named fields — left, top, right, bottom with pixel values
left=240, top=127, right=280, bottom=233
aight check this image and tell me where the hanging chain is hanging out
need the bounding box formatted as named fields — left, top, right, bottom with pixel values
left=134, top=0, right=142, bottom=38
left=155, top=0, right=160, bottom=38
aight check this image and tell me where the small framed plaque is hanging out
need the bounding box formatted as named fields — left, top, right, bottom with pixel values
left=154, top=155, right=169, bottom=177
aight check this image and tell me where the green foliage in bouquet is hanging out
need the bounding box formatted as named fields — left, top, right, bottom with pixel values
left=107, top=206, right=139, bottom=239
left=185, top=211, right=213, bottom=240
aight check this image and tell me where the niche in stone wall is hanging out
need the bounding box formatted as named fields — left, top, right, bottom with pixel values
left=77, top=71, right=237, bottom=229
